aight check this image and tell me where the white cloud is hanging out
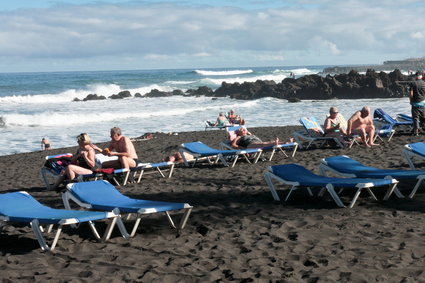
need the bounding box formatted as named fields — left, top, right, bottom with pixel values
left=0, top=1, right=424, bottom=71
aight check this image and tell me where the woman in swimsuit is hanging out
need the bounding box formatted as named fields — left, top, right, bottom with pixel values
left=324, top=107, right=349, bottom=145
left=51, top=133, right=96, bottom=191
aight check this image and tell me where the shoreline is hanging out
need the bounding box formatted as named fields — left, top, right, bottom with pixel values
left=1, top=125, right=425, bottom=281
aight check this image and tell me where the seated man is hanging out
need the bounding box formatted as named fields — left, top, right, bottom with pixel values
left=347, top=106, right=379, bottom=147
left=102, top=127, right=139, bottom=169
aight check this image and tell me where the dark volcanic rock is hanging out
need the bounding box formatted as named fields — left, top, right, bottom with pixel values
left=144, top=89, right=173, bottom=97
left=211, top=69, right=411, bottom=100
left=185, top=86, right=214, bottom=96
left=73, top=93, right=107, bottom=101
left=109, top=90, right=132, bottom=99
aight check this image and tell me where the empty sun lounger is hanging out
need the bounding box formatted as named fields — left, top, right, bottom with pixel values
left=63, top=180, right=193, bottom=238
left=179, top=141, right=262, bottom=167
left=373, top=108, right=413, bottom=134
left=0, top=191, right=119, bottom=251
left=403, top=142, right=425, bottom=171
left=318, top=155, right=425, bottom=198
left=293, top=116, right=346, bottom=149
left=264, top=163, right=398, bottom=208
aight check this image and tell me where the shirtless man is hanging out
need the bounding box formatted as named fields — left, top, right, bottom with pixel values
left=347, top=106, right=379, bottom=147
left=102, top=127, right=138, bottom=169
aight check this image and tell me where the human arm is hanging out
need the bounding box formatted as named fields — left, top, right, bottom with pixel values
left=347, top=112, right=359, bottom=135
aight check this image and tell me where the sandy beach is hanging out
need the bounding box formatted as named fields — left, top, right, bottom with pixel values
left=1, top=125, right=425, bottom=282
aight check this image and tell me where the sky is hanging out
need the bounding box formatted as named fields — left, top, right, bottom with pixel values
left=0, top=0, right=424, bottom=72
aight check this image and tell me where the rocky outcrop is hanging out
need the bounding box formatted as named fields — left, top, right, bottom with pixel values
left=74, top=69, right=414, bottom=102
left=210, top=69, right=411, bottom=100
left=109, top=90, right=132, bottom=99
left=73, top=93, right=107, bottom=101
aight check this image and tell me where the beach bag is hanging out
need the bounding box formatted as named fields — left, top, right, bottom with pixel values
left=44, top=157, right=72, bottom=174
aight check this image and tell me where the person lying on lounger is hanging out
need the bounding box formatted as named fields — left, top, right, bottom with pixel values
left=231, top=127, right=290, bottom=148
left=51, top=133, right=96, bottom=191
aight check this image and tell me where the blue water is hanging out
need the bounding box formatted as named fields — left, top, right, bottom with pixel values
left=0, top=66, right=412, bottom=156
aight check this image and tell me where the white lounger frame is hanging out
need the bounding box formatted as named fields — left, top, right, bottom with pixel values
left=0, top=210, right=118, bottom=252
left=264, top=168, right=398, bottom=208
left=62, top=190, right=193, bottom=238
left=318, top=160, right=406, bottom=199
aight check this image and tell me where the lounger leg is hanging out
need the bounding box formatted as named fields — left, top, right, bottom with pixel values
left=102, top=217, right=118, bottom=241
left=348, top=188, right=364, bottom=208
left=285, top=187, right=296, bottom=202
left=156, top=167, right=166, bottom=178
left=165, top=211, right=176, bottom=229
left=264, top=173, right=281, bottom=201
left=50, top=226, right=63, bottom=250
left=168, top=164, right=175, bottom=178
left=137, top=170, right=144, bottom=183
left=115, top=215, right=130, bottom=239
left=254, top=152, right=262, bottom=163
left=402, top=151, right=416, bottom=169
left=365, top=187, right=378, bottom=200
left=231, top=156, right=239, bottom=167
left=130, top=217, right=142, bottom=238
left=269, top=149, right=276, bottom=161
left=383, top=183, right=399, bottom=200
left=409, top=178, right=425, bottom=198
left=291, top=144, right=298, bottom=158
left=87, top=221, right=102, bottom=240
left=178, top=207, right=193, bottom=230
left=31, top=219, right=50, bottom=251
left=325, top=185, right=346, bottom=208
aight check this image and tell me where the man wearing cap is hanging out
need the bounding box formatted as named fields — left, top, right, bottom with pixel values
left=409, top=71, right=425, bottom=136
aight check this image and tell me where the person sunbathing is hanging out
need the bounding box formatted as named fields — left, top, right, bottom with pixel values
left=231, top=127, right=287, bottom=148
left=324, top=106, right=350, bottom=145
left=51, top=133, right=96, bottom=191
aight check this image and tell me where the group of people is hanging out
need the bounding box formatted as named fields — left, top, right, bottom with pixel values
left=51, top=127, right=138, bottom=191
left=212, top=109, right=245, bottom=127
left=323, top=106, right=379, bottom=147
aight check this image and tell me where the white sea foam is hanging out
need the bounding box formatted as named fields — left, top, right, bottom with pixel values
left=195, top=69, right=253, bottom=76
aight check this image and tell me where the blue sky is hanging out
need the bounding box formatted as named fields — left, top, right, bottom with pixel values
left=0, top=0, right=424, bottom=72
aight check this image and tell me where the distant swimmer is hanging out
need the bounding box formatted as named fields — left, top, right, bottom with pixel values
left=41, top=137, right=51, bottom=150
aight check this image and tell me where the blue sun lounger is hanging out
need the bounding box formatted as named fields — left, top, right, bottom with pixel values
left=264, top=164, right=398, bottom=208
left=179, top=141, right=262, bottom=167
left=0, top=191, right=119, bottom=251
left=403, top=142, right=425, bottom=170
left=292, top=116, right=346, bottom=149
left=63, top=180, right=193, bottom=238
left=319, top=155, right=424, bottom=198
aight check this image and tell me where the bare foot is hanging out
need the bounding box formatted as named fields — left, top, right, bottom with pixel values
left=274, top=137, right=280, bottom=146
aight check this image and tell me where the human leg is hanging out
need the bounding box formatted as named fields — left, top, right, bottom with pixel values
left=412, top=106, right=421, bottom=135
left=119, top=156, right=136, bottom=169
left=66, top=164, right=93, bottom=180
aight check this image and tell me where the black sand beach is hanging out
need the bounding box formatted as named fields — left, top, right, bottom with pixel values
left=1, top=125, right=425, bottom=282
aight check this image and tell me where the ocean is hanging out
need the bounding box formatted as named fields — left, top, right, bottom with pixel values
left=0, top=66, right=412, bottom=156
